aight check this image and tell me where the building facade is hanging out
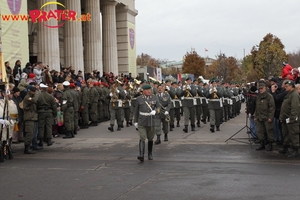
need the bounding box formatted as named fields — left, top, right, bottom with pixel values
left=1, top=0, right=138, bottom=76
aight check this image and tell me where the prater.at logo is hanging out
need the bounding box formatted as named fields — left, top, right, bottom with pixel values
left=29, top=1, right=91, bottom=28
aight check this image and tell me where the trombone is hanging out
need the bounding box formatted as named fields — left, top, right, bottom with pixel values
left=149, top=76, right=161, bottom=84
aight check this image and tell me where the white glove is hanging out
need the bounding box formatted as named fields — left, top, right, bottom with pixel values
left=0, top=119, right=10, bottom=126
left=134, top=123, right=138, bottom=128
left=187, top=85, right=191, bottom=90
left=164, top=111, right=169, bottom=115
left=181, top=96, right=184, bottom=100
left=209, top=89, right=213, bottom=94
left=150, top=110, right=156, bottom=115
left=166, top=86, right=170, bottom=91
left=124, top=90, right=127, bottom=94
left=116, top=89, right=120, bottom=93
left=109, top=92, right=113, bottom=97
left=6, top=89, right=10, bottom=95
left=182, top=85, right=186, bottom=90
left=9, top=119, right=15, bottom=126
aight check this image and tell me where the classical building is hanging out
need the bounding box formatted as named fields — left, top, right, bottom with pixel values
left=1, top=0, right=138, bottom=76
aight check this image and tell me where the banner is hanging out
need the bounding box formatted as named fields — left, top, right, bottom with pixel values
left=127, top=22, right=136, bottom=77
left=1, top=0, right=29, bottom=69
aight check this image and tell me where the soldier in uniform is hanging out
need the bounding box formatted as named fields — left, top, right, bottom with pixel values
left=37, top=83, right=57, bottom=146
left=121, top=83, right=131, bottom=127
left=222, top=83, right=230, bottom=122
left=102, top=82, right=110, bottom=121
left=61, top=81, right=75, bottom=139
left=199, top=81, right=209, bottom=124
left=134, top=84, right=160, bottom=162
left=88, top=80, right=99, bottom=126
left=254, top=82, right=275, bottom=151
left=168, top=82, right=182, bottom=129
left=193, top=79, right=202, bottom=127
left=95, top=82, right=104, bottom=123
left=279, top=80, right=300, bottom=157
left=108, top=81, right=122, bottom=132
left=69, top=82, right=79, bottom=135
left=79, top=80, right=89, bottom=129
left=181, top=78, right=197, bottom=133
left=207, top=79, right=224, bottom=132
left=23, top=86, right=38, bottom=154
left=154, top=84, right=171, bottom=144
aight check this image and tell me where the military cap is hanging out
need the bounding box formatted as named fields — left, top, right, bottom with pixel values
left=62, top=81, right=70, bottom=86
left=142, top=84, right=151, bottom=90
left=285, top=80, right=295, bottom=87
left=186, top=77, right=191, bottom=81
left=258, top=83, right=266, bottom=89
left=210, top=79, right=216, bottom=83
left=165, top=80, right=171, bottom=83
left=154, top=81, right=159, bottom=85
left=171, top=82, right=177, bottom=85
left=40, top=83, right=48, bottom=88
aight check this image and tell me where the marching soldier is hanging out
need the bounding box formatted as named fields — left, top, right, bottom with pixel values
left=216, top=80, right=224, bottom=123
left=199, top=81, right=209, bottom=124
left=95, top=82, right=104, bottom=123
left=193, top=79, right=202, bottom=127
left=181, top=78, right=197, bottom=133
left=222, top=83, right=230, bottom=122
left=207, top=79, right=224, bottom=132
left=61, top=81, right=75, bottom=139
left=254, top=82, right=275, bottom=151
left=79, top=80, right=89, bottom=129
left=168, top=82, right=182, bottom=130
left=154, top=84, right=171, bottom=144
left=121, top=83, right=131, bottom=127
left=88, top=80, right=99, bottom=126
left=134, top=84, right=160, bottom=162
left=108, top=81, right=122, bottom=132
left=102, top=82, right=110, bottom=121
left=37, top=83, right=57, bottom=146
left=129, top=80, right=140, bottom=126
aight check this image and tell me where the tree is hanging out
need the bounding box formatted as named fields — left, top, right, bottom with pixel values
left=288, top=49, right=300, bottom=68
left=206, top=53, right=242, bottom=83
left=250, top=33, right=288, bottom=79
left=241, top=55, right=258, bottom=82
left=136, top=53, right=160, bottom=67
left=182, top=49, right=205, bottom=77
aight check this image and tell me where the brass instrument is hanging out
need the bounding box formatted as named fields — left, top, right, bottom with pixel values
left=183, top=81, right=193, bottom=97
left=159, top=102, right=170, bottom=122
left=110, top=81, right=120, bottom=107
left=149, top=76, right=161, bottom=84
left=212, top=87, right=218, bottom=99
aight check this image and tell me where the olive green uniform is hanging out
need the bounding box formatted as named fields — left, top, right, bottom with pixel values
left=255, top=91, right=275, bottom=142
left=155, top=91, right=171, bottom=140
left=181, top=84, right=197, bottom=132
left=70, top=88, right=79, bottom=132
left=207, top=86, right=223, bottom=131
left=23, top=92, right=38, bottom=146
left=279, top=89, right=300, bottom=148
left=37, top=91, right=57, bottom=141
left=198, top=86, right=209, bottom=123
left=80, top=86, right=89, bottom=127
left=89, top=87, right=99, bottom=124
left=62, top=87, right=74, bottom=136
left=168, top=87, right=182, bottom=128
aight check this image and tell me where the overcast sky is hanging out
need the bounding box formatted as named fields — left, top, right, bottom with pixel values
left=135, top=0, right=300, bottom=61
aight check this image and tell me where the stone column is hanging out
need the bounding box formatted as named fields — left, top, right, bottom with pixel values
left=64, top=0, right=84, bottom=72
left=84, top=0, right=102, bottom=73
left=102, top=1, right=118, bottom=75
left=37, top=0, right=60, bottom=71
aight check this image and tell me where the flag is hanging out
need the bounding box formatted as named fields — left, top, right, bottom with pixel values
left=0, top=42, right=7, bottom=83
left=205, top=48, right=208, bottom=52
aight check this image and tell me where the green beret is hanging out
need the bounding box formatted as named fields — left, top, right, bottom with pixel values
left=171, top=82, right=177, bottom=85
left=142, top=84, right=151, bottom=90
left=215, top=79, right=220, bottom=82
left=210, top=79, right=216, bottom=83
left=154, top=81, right=159, bottom=84
left=186, top=77, right=191, bottom=81
left=165, top=80, right=171, bottom=83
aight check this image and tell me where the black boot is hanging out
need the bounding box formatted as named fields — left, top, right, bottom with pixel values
left=164, top=134, right=168, bottom=141
left=148, top=141, right=153, bottom=160
left=71, top=130, right=75, bottom=138
left=117, top=125, right=121, bottom=131
left=24, top=144, right=36, bottom=154
left=183, top=125, right=188, bottom=133
left=197, top=121, right=201, bottom=127
left=256, top=141, right=265, bottom=151
left=120, top=122, right=124, bottom=128
left=80, top=123, right=89, bottom=129
left=210, top=125, right=215, bottom=133
left=137, top=140, right=145, bottom=162
left=191, top=125, right=195, bottom=131
left=47, top=138, right=54, bottom=146
left=126, top=122, right=129, bottom=127
left=170, top=125, right=173, bottom=131
left=216, top=126, right=220, bottom=131
left=38, top=139, right=43, bottom=147
left=287, top=147, right=299, bottom=158
left=266, top=142, right=273, bottom=151
left=108, top=125, right=114, bottom=132
left=74, top=129, right=77, bottom=135
left=155, top=135, right=161, bottom=145
left=63, top=131, right=73, bottom=139
left=279, top=145, right=289, bottom=154
left=177, top=121, right=180, bottom=127
left=129, top=120, right=133, bottom=126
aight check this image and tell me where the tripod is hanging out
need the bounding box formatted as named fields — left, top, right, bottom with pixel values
left=225, top=114, right=255, bottom=148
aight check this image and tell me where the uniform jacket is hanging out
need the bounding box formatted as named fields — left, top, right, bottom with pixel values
left=37, top=90, right=57, bottom=117
left=156, top=91, right=171, bottom=119
left=81, top=86, right=89, bottom=106
left=168, top=87, right=182, bottom=108
left=206, top=86, right=223, bottom=110
left=255, top=91, right=275, bottom=121
left=134, top=94, right=160, bottom=126
left=279, top=89, right=300, bottom=122
left=23, top=92, right=38, bottom=121
left=181, top=84, right=197, bottom=108
left=62, top=88, right=74, bottom=113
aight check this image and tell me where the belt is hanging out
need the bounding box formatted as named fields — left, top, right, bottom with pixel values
left=140, top=112, right=152, bottom=116
left=209, top=99, right=220, bottom=101
left=184, top=97, right=194, bottom=99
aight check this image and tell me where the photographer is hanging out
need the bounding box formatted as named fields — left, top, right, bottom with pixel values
left=246, top=86, right=258, bottom=140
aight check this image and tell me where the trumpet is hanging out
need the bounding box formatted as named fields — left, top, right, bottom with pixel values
left=212, top=87, right=218, bottom=99
left=160, top=103, right=170, bottom=122
left=149, top=76, right=161, bottom=84
left=183, top=81, right=193, bottom=97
